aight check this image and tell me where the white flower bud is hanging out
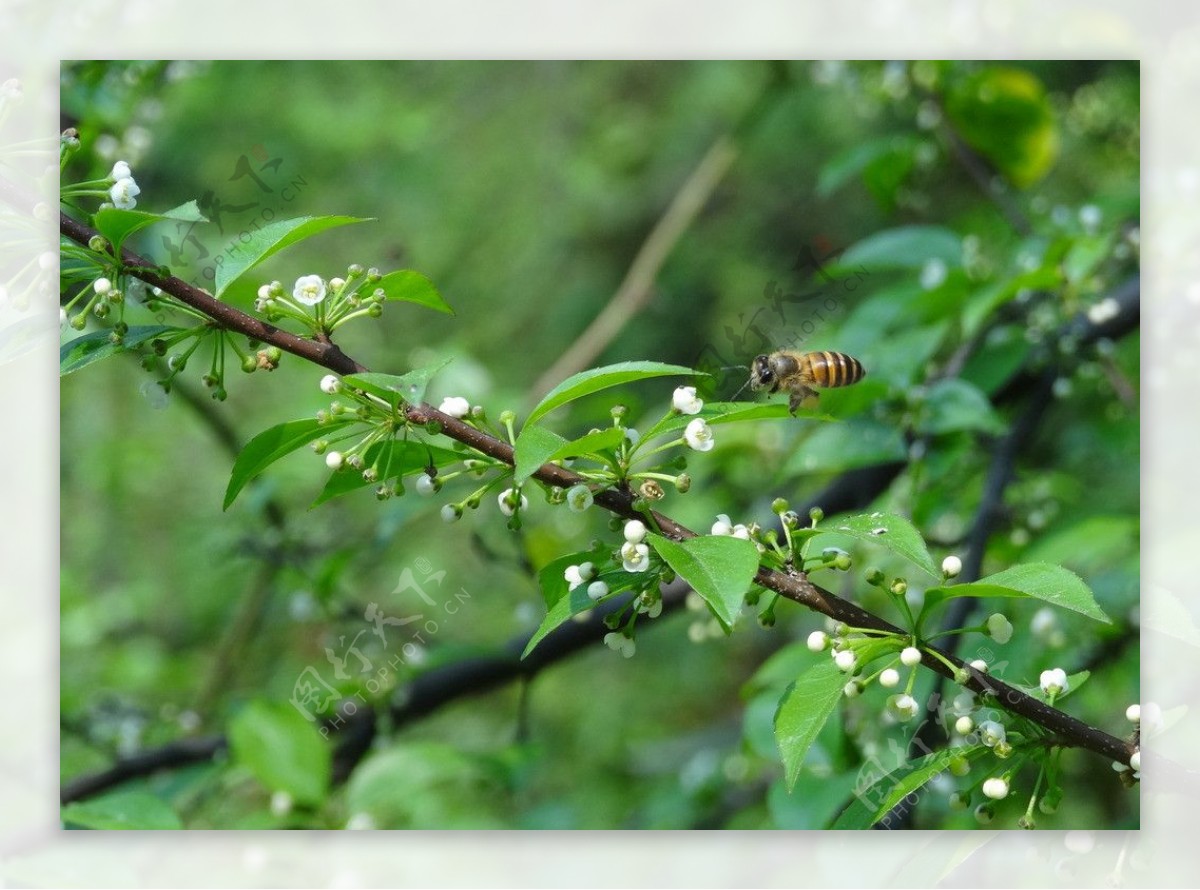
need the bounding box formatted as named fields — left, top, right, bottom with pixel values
left=941, top=554, right=962, bottom=578
left=982, top=777, right=1010, bottom=800
left=587, top=580, right=609, bottom=601
left=319, top=374, right=340, bottom=394
left=834, top=650, right=857, bottom=672
left=806, top=630, right=828, bottom=652
left=438, top=396, right=470, bottom=419
left=325, top=451, right=344, bottom=469
left=623, top=519, right=647, bottom=543
left=879, top=668, right=900, bottom=688
left=900, top=646, right=922, bottom=666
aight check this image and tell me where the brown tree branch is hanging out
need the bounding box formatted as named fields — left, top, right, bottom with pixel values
left=60, top=211, right=1136, bottom=774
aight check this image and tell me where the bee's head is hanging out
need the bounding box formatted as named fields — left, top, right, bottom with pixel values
left=749, top=353, right=773, bottom=390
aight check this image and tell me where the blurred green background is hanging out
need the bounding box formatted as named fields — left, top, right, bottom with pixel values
left=60, top=60, right=1139, bottom=829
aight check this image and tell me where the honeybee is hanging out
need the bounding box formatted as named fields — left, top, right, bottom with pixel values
left=747, top=350, right=866, bottom=413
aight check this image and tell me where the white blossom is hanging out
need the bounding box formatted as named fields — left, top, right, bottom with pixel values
left=565, top=484, right=594, bottom=513
left=292, top=274, right=327, bottom=306
left=621, top=542, right=650, bottom=573
left=564, top=562, right=594, bottom=590
left=497, top=487, right=527, bottom=517
left=438, top=396, right=470, bottom=419
left=111, top=160, right=132, bottom=181
left=672, top=385, right=703, bottom=415
left=711, top=514, right=735, bottom=536
left=986, top=613, right=1013, bottom=644
left=1039, top=667, right=1069, bottom=696
left=604, top=632, right=636, bottom=658
left=109, top=176, right=141, bottom=209
left=979, top=720, right=1006, bottom=747
left=891, top=694, right=919, bottom=722
left=684, top=417, right=715, bottom=452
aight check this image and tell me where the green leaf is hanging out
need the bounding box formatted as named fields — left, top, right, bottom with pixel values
left=524, top=361, right=703, bottom=428
left=93, top=200, right=207, bottom=253
left=804, top=512, right=939, bottom=579
left=214, top=215, right=370, bottom=298
left=944, top=67, right=1059, bottom=188
left=831, top=745, right=990, bottom=829
left=373, top=270, right=454, bottom=315
left=833, top=225, right=962, bottom=273
left=228, top=700, right=331, bottom=806
left=345, top=743, right=501, bottom=828
left=924, top=562, right=1111, bottom=624
left=959, top=325, right=1032, bottom=395
left=342, top=359, right=452, bottom=407
left=816, top=136, right=918, bottom=200
left=311, top=440, right=461, bottom=507
left=773, top=659, right=847, bottom=790
left=646, top=534, right=760, bottom=626
left=742, top=640, right=813, bottom=699
left=521, top=577, right=632, bottom=659
left=1064, top=233, right=1116, bottom=285
left=60, top=325, right=182, bottom=376
left=784, top=417, right=907, bottom=475
left=61, top=791, right=183, bottom=830
left=513, top=425, right=625, bottom=484
left=537, top=550, right=604, bottom=609
left=224, top=418, right=346, bottom=510
left=917, top=379, right=1005, bottom=435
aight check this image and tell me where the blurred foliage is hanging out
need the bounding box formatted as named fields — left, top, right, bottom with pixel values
left=61, top=60, right=1138, bottom=829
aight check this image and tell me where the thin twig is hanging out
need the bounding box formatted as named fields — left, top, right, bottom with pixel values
left=530, top=135, right=737, bottom=398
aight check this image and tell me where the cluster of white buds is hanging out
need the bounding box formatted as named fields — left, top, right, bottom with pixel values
left=109, top=160, right=141, bottom=209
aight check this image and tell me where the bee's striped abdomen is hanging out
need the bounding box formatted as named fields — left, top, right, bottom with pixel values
left=802, top=351, right=866, bottom=389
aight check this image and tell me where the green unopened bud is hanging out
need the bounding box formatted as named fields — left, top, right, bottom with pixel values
left=674, top=474, right=691, bottom=493
left=864, top=567, right=885, bottom=586
left=425, top=420, right=443, bottom=435
left=311, top=439, right=328, bottom=455
left=366, top=267, right=381, bottom=282
left=241, top=355, right=258, bottom=373
left=212, top=387, right=228, bottom=402
left=610, top=404, right=627, bottom=420
left=348, top=263, right=364, bottom=278
left=367, top=303, right=382, bottom=317
left=771, top=497, right=789, bottom=514
left=264, top=346, right=282, bottom=363
left=498, top=410, right=516, bottom=425
left=833, top=553, right=852, bottom=571
left=890, top=579, right=908, bottom=596
left=954, top=668, right=971, bottom=685
left=808, top=506, right=824, bottom=525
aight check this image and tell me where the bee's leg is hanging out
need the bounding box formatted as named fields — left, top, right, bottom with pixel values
left=788, top=387, right=817, bottom=414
